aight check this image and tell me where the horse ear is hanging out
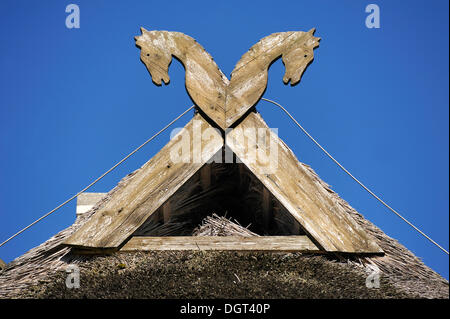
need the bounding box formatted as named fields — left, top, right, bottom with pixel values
left=308, top=28, right=316, bottom=35
left=140, top=27, right=148, bottom=34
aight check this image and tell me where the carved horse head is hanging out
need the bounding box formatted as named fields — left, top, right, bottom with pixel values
left=135, top=29, right=320, bottom=129
left=135, top=29, right=173, bottom=85
left=281, top=28, right=320, bottom=85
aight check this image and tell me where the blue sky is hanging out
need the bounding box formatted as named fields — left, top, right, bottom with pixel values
left=0, top=0, right=448, bottom=279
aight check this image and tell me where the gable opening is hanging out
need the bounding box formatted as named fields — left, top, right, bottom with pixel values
left=133, top=161, right=308, bottom=238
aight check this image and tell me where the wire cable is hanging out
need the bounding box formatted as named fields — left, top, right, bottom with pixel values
left=0, top=105, right=195, bottom=248
left=261, top=97, right=449, bottom=255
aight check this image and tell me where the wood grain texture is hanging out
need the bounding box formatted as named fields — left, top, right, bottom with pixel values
left=120, top=236, right=319, bottom=252
left=135, top=29, right=228, bottom=128
left=64, top=113, right=224, bottom=250
left=135, top=29, right=320, bottom=129
left=226, top=29, right=320, bottom=127
left=226, top=112, right=383, bottom=253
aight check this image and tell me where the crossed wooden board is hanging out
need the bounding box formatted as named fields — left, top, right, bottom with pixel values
left=64, top=30, right=382, bottom=254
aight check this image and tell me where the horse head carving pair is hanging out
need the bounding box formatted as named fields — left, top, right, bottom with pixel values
left=135, top=28, right=320, bottom=129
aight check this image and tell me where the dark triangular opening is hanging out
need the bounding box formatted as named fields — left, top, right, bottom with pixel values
left=133, top=149, right=307, bottom=237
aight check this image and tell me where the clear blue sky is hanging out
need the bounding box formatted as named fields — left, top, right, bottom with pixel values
left=0, top=0, right=448, bottom=279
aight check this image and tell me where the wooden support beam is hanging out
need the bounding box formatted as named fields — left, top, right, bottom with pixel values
left=120, top=236, right=320, bottom=252
left=64, top=113, right=224, bottom=250
left=262, top=187, right=271, bottom=232
left=76, top=193, right=106, bottom=217
left=226, top=112, right=383, bottom=253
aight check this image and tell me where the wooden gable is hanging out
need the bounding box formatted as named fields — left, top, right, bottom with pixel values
left=64, top=29, right=382, bottom=255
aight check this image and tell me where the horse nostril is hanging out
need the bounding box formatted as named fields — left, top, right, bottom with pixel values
left=146, top=53, right=150, bottom=56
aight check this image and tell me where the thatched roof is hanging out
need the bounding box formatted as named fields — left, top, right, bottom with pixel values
left=15, top=251, right=412, bottom=299
left=192, top=214, right=260, bottom=237
left=0, top=158, right=448, bottom=299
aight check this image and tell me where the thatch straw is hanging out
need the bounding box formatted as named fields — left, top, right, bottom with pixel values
left=0, top=159, right=448, bottom=299
left=192, top=213, right=259, bottom=237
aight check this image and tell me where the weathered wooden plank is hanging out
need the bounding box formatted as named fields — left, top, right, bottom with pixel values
left=64, top=113, right=224, bottom=250
left=226, top=112, right=383, bottom=253
left=135, top=29, right=320, bottom=129
left=76, top=193, right=106, bottom=217
left=120, top=236, right=320, bottom=252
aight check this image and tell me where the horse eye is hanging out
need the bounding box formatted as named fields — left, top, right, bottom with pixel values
left=304, top=55, right=308, bottom=58
left=146, top=53, right=150, bottom=56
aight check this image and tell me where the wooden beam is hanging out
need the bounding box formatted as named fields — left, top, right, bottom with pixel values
left=120, top=236, right=320, bottom=252
left=262, top=187, right=271, bottom=232
left=76, top=193, right=106, bottom=217
left=226, top=112, right=383, bottom=253
left=64, top=113, right=224, bottom=250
